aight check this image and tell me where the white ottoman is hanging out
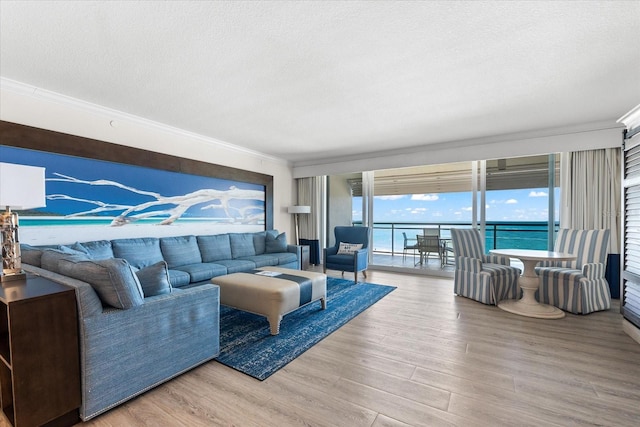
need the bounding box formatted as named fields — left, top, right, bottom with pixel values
left=212, top=266, right=327, bottom=335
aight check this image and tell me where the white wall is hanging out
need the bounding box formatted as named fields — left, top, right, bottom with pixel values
left=0, top=81, right=297, bottom=245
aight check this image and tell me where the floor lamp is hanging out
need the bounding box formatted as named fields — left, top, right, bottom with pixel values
left=0, top=163, right=46, bottom=282
left=288, top=205, right=310, bottom=245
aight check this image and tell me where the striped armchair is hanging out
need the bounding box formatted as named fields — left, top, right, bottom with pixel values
left=536, top=229, right=611, bottom=314
left=451, top=228, right=521, bottom=305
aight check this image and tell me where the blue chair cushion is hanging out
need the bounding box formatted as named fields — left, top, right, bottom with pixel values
left=326, top=253, right=356, bottom=267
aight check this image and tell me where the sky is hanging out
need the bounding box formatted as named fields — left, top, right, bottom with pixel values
left=353, top=187, right=560, bottom=223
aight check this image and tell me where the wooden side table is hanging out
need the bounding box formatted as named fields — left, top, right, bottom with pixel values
left=0, top=275, right=80, bottom=427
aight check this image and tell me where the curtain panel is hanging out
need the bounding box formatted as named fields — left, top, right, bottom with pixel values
left=296, top=176, right=326, bottom=242
left=560, top=148, right=621, bottom=253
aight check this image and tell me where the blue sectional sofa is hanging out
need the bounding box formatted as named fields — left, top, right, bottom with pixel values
left=21, top=230, right=299, bottom=421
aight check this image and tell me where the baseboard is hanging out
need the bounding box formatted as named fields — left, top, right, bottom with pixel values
left=622, top=319, right=640, bottom=345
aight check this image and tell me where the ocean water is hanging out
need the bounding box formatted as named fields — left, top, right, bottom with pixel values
left=370, top=222, right=553, bottom=253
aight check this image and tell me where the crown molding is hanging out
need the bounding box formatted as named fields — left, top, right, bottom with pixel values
left=0, top=77, right=290, bottom=166
left=618, top=104, right=640, bottom=130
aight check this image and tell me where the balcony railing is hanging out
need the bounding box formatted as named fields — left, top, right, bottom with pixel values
left=352, top=221, right=560, bottom=256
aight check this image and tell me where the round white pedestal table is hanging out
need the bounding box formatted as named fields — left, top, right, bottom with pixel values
left=489, top=249, right=576, bottom=319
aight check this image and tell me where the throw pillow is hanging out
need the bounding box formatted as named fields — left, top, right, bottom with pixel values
left=265, top=232, right=288, bottom=253
left=337, top=242, right=363, bottom=255
left=59, top=258, right=144, bottom=309
left=135, top=261, right=172, bottom=297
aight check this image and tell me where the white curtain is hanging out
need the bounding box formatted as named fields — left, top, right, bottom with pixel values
left=296, top=176, right=326, bottom=242
left=560, top=148, right=621, bottom=253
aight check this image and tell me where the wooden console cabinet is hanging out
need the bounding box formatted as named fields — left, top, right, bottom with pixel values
left=0, top=275, right=80, bottom=427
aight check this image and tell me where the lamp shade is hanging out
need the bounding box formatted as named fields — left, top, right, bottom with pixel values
left=288, top=205, right=311, bottom=214
left=0, top=163, right=46, bottom=209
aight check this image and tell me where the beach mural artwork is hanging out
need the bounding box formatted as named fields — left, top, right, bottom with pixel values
left=0, top=146, right=265, bottom=229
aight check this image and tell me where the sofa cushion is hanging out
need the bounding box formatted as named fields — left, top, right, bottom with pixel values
left=239, top=254, right=279, bottom=268
left=167, top=269, right=192, bottom=287
left=214, top=259, right=256, bottom=274
left=135, top=261, right=172, bottom=297
left=252, top=232, right=268, bottom=255
left=269, top=252, right=298, bottom=265
left=175, top=262, right=227, bottom=282
left=77, top=240, right=114, bottom=260
left=59, top=258, right=144, bottom=309
left=41, top=249, right=91, bottom=274
left=160, top=235, right=202, bottom=268
left=229, top=233, right=256, bottom=258
left=197, top=234, right=232, bottom=262
left=265, top=232, right=287, bottom=253
left=112, top=238, right=164, bottom=269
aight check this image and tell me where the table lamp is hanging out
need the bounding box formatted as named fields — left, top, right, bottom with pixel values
left=0, top=163, right=46, bottom=282
left=288, top=205, right=311, bottom=245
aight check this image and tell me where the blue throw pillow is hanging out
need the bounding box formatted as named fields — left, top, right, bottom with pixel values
left=265, top=232, right=288, bottom=253
left=135, top=261, right=172, bottom=297
left=59, top=258, right=144, bottom=309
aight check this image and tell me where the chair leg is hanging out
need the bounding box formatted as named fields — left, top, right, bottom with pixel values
left=354, top=271, right=358, bottom=283
left=363, top=270, right=367, bottom=278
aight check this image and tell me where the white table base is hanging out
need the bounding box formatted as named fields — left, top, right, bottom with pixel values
left=493, top=253, right=566, bottom=319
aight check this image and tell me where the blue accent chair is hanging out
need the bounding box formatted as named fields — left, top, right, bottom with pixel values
left=451, top=228, right=521, bottom=305
left=536, top=229, right=611, bottom=314
left=324, top=226, right=369, bottom=282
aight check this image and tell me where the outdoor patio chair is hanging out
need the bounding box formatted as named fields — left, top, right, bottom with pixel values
left=416, top=234, right=445, bottom=266
left=402, top=232, right=419, bottom=261
left=450, top=228, right=521, bottom=305
left=324, top=226, right=369, bottom=282
left=536, top=228, right=611, bottom=314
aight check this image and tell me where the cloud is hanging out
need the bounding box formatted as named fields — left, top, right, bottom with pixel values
left=462, top=206, right=473, bottom=211
left=529, top=191, right=548, bottom=197
left=410, top=208, right=427, bottom=214
left=376, top=195, right=405, bottom=200
left=411, top=194, right=439, bottom=201
left=506, top=199, right=518, bottom=204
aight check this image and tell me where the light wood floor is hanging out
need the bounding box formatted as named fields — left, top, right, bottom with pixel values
left=74, top=270, right=640, bottom=426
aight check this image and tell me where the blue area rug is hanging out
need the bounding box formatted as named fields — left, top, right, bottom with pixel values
left=216, top=277, right=396, bottom=380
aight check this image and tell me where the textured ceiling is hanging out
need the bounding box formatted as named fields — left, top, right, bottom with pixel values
left=1, top=1, right=639, bottom=165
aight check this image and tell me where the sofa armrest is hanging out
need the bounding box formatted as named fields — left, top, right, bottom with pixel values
left=354, top=248, right=369, bottom=267
left=81, top=283, right=219, bottom=419
left=583, top=262, right=606, bottom=280
left=23, top=264, right=103, bottom=317
left=287, top=244, right=302, bottom=269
